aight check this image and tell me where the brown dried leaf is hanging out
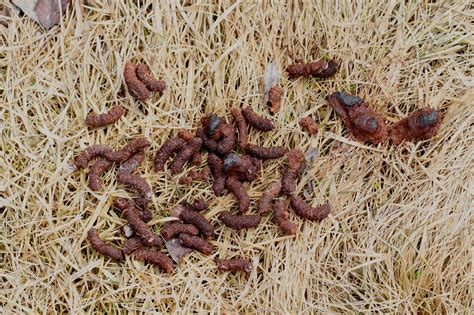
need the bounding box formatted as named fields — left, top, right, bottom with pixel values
left=13, top=0, right=69, bottom=30
left=165, top=237, right=193, bottom=264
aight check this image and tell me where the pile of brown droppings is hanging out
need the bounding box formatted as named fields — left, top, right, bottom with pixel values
left=124, top=62, right=166, bottom=101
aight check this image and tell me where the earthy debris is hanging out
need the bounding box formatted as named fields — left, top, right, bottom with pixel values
left=215, top=257, right=252, bottom=273
left=258, top=182, right=281, bottom=215
left=273, top=199, right=297, bottom=235
left=179, top=233, right=213, bottom=255
left=281, top=149, right=305, bottom=195
left=326, top=92, right=388, bottom=144
left=290, top=195, right=331, bottom=221
left=219, top=211, right=261, bottom=230
left=267, top=86, right=284, bottom=113
left=154, top=136, right=186, bottom=172
left=225, top=177, right=250, bottom=213
left=389, top=108, right=441, bottom=144
left=242, top=106, right=275, bottom=132
left=299, top=116, right=318, bottom=135
left=88, top=158, right=112, bottom=191
left=135, top=63, right=166, bottom=92
left=133, top=248, right=174, bottom=273
left=85, top=105, right=125, bottom=127
left=87, top=228, right=124, bottom=261
left=246, top=143, right=286, bottom=160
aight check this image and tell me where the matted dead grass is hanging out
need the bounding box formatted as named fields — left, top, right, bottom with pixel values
left=1, top=0, right=473, bottom=313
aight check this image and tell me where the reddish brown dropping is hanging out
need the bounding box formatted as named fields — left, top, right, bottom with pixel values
left=179, top=208, right=214, bottom=239
left=161, top=222, right=199, bottom=240
left=170, top=137, right=202, bottom=174
left=326, top=92, right=388, bottom=144
left=231, top=108, right=248, bottom=149
left=242, top=106, right=275, bottom=132
left=106, top=137, right=150, bottom=163
left=281, top=149, right=305, bottom=195
left=215, top=258, right=252, bottom=273
left=135, top=63, right=166, bottom=92
left=122, top=236, right=144, bottom=254
left=223, top=154, right=259, bottom=182
left=74, top=144, right=113, bottom=169
left=208, top=153, right=226, bottom=196
left=246, top=143, right=286, bottom=160
left=88, top=158, right=112, bottom=191
left=119, top=148, right=145, bottom=173
left=190, top=152, right=202, bottom=165
left=299, top=116, right=318, bottom=135
left=177, top=129, right=195, bottom=142
left=273, top=199, right=297, bottom=235
left=117, top=171, right=152, bottom=200
left=258, top=182, right=281, bottom=215
left=286, top=58, right=339, bottom=78
left=154, top=136, right=186, bottom=172
left=290, top=195, right=331, bottom=221
left=133, top=248, right=174, bottom=273
left=124, top=63, right=151, bottom=101
left=113, top=197, right=152, bottom=223
left=197, top=127, right=218, bottom=152
left=189, top=198, right=209, bottom=212
left=267, top=86, right=283, bottom=113
left=215, top=123, right=237, bottom=156
left=87, top=228, right=124, bottom=261
left=225, top=177, right=250, bottom=213
left=219, top=211, right=261, bottom=230
left=178, top=166, right=211, bottom=185
left=122, top=206, right=161, bottom=246
left=85, top=105, right=125, bottom=127
left=179, top=233, right=213, bottom=255
left=389, top=108, right=440, bottom=144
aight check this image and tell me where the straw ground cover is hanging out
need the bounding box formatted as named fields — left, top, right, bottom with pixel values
left=1, top=0, right=472, bottom=313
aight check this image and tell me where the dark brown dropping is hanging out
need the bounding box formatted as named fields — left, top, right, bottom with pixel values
left=242, top=106, right=275, bottom=132
left=216, top=258, right=252, bottom=273
left=170, top=137, right=202, bottom=174
left=179, top=209, right=214, bottom=239
left=113, top=197, right=152, bottom=223
left=246, top=143, right=286, bottom=160
left=124, top=63, right=151, bottom=101
left=299, top=116, right=318, bottom=135
left=225, top=177, right=250, bottom=213
left=87, top=228, right=124, bottom=261
left=326, top=92, right=388, bottom=144
left=190, top=152, right=202, bottom=165
left=85, top=105, right=125, bottom=127
left=154, top=136, right=186, bottom=172
left=190, top=198, right=209, bottom=212
left=316, top=59, right=339, bottom=78
left=133, top=248, right=174, bottom=273
left=116, top=171, right=152, bottom=200
left=161, top=222, right=199, bottom=240
left=122, top=236, right=144, bottom=254
left=88, top=158, right=112, bottom=191
left=389, top=108, right=440, bottom=144
left=197, top=127, right=218, bottom=152
left=274, top=199, right=297, bottom=235
left=223, top=154, right=258, bottom=182
left=179, top=233, right=213, bottom=255
left=290, top=195, right=331, bottom=221
left=119, top=148, right=145, bottom=173
left=218, top=211, right=261, bottom=230
left=74, top=144, right=113, bottom=169
left=267, top=85, right=284, bottom=113
left=281, top=149, right=305, bottom=195
left=177, top=129, right=195, bottom=142
left=286, top=58, right=338, bottom=78
left=106, top=138, right=150, bottom=163
left=208, top=153, right=226, bottom=196
left=136, top=63, right=166, bottom=92
left=122, top=206, right=158, bottom=245
left=258, top=182, right=281, bottom=215
left=215, top=123, right=237, bottom=156
left=230, top=108, right=248, bottom=149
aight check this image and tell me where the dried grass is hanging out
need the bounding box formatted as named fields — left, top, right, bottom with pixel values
left=1, top=0, right=473, bottom=313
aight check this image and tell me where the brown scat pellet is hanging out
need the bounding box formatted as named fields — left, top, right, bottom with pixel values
left=208, top=153, right=226, bottom=196
left=389, top=108, right=440, bottom=144
left=122, top=206, right=157, bottom=245
left=258, top=182, right=281, bottom=215
left=215, top=124, right=237, bottom=156
left=122, top=236, right=144, bottom=254
left=136, top=63, right=166, bottom=92
left=197, top=127, right=218, bottom=152
left=161, top=222, right=199, bottom=240
left=133, top=248, right=174, bottom=273
left=179, top=233, right=213, bottom=255
left=286, top=59, right=332, bottom=78
left=74, top=144, right=113, bottom=169
left=326, top=92, right=388, bottom=144
left=299, top=116, right=318, bottom=135
left=191, top=198, right=209, bottom=212
left=223, top=154, right=258, bottom=182
left=190, top=152, right=202, bottom=165
left=202, top=113, right=222, bottom=136
left=124, top=63, right=151, bottom=101
left=88, top=158, right=112, bottom=191
left=242, top=106, right=275, bottom=132
left=281, top=149, right=305, bottom=195
left=113, top=197, right=152, bottom=223
left=274, top=199, right=297, bottom=235
left=218, top=211, right=261, bottom=230
left=231, top=108, right=248, bottom=149
left=225, top=177, right=250, bottom=213
left=267, top=86, right=284, bottom=113
left=119, top=148, right=145, bottom=173
left=290, top=195, right=331, bottom=221
left=106, top=137, right=150, bottom=163
left=87, top=228, right=124, bottom=261
left=215, top=258, right=252, bottom=273
left=154, top=137, right=186, bottom=172
left=170, top=137, right=202, bottom=174
left=117, top=171, right=152, bottom=200
left=317, top=59, right=339, bottom=78
left=246, top=143, right=286, bottom=160
left=179, top=209, right=214, bottom=239
left=179, top=166, right=212, bottom=185
left=178, top=129, right=195, bottom=142
left=85, top=105, right=125, bottom=127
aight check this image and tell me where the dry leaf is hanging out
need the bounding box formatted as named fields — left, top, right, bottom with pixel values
left=263, top=61, right=281, bottom=102
left=305, top=147, right=319, bottom=165
left=13, top=0, right=70, bottom=30
left=165, top=237, right=193, bottom=264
